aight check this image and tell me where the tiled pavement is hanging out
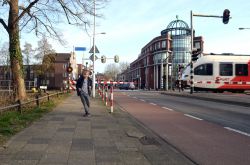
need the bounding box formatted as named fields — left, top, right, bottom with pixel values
left=0, top=94, right=195, bottom=165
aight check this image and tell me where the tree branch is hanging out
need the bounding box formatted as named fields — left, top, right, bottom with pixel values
left=0, top=18, right=8, bottom=32
left=13, top=0, right=39, bottom=25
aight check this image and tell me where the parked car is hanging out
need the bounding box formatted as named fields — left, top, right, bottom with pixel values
left=118, top=82, right=135, bottom=90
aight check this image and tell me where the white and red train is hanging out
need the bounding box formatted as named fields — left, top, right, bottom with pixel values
left=181, top=53, right=250, bottom=92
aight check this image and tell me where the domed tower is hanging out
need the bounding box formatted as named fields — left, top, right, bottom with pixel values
left=161, top=17, right=192, bottom=86
left=161, top=16, right=191, bottom=65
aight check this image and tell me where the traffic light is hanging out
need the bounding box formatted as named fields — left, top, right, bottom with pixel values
left=222, top=9, right=230, bottom=24
left=114, top=55, right=119, bottom=63
left=191, top=49, right=201, bottom=62
left=66, top=66, right=73, bottom=73
left=101, top=55, right=106, bottom=63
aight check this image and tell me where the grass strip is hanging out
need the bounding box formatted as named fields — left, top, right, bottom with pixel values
left=0, top=93, right=69, bottom=146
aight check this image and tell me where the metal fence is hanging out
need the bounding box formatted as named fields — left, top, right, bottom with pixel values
left=0, top=91, right=66, bottom=114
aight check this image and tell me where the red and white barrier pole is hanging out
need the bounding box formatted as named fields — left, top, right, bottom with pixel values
left=102, top=85, right=104, bottom=101
left=110, top=86, right=113, bottom=113
left=98, top=84, right=101, bottom=96
left=105, top=86, right=108, bottom=106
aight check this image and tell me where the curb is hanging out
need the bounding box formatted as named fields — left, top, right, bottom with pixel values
left=114, top=100, right=198, bottom=165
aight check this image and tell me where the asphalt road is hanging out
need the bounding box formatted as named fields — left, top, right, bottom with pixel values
left=125, top=91, right=250, bottom=134
left=114, top=90, right=250, bottom=165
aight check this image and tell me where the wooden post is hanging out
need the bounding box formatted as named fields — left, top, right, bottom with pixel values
left=36, top=95, right=40, bottom=107
left=47, top=93, right=50, bottom=102
left=17, top=100, right=22, bottom=113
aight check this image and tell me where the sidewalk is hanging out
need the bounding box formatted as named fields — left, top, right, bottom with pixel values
left=0, top=94, right=194, bottom=165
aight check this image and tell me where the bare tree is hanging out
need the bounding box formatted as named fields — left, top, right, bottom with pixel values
left=0, top=0, right=108, bottom=100
left=22, top=42, right=34, bottom=65
left=35, top=36, right=55, bottom=64
left=104, top=63, right=120, bottom=81
left=119, top=62, right=130, bottom=73
left=0, top=42, right=10, bottom=66
left=33, top=37, right=55, bottom=84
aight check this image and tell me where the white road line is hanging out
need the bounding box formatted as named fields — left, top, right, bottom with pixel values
left=133, top=97, right=137, bottom=99
left=224, top=127, right=250, bottom=137
left=140, top=99, right=145, bottom=102
left=150, top=103, right=156, bottom=106
left=184, top=114, right=203, bottom=121
left=162, top=107, right=174, bottom=111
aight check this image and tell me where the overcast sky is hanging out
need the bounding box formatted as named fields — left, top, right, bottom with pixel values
left=1, top=0, right=250, bottom=73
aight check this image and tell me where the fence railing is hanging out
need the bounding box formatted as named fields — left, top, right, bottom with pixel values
left=0, top=91, right=67, bottom=114
left=0, top=80, right=36, bottom=91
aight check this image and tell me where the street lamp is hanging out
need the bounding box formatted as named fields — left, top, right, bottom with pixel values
left=92, top=0, right=106, bottom=98
left=239, top=27, right=250, bottom=30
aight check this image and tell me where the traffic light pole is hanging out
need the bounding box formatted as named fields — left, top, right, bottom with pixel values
left=190, top=9, right=231, bottom=94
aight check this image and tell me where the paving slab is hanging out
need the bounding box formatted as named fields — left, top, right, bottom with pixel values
left=0, top=93, right=195, bottom=165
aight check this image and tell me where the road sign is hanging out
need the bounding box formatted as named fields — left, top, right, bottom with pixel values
left=89, top=54, right=98, bottom=62
left=89, top=45, right=100, bottom=53
left=75, top=47, right=86, bottom=51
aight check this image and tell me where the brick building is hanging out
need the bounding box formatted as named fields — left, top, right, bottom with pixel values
left=0, top=52, right=79, bottom=90
left=128, top=18, right=204, bottom=90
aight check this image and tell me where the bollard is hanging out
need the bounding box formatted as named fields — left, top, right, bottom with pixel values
left=110, top=86, right=114, bottom=113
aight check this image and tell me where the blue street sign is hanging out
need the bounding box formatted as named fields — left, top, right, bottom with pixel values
left=75, top=47, right=86, bottom=51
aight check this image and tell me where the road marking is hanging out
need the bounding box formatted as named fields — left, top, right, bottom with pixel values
left=132, top=97, right=137, bottom=99
left=224, top=127, right=250, bottom=137
left=140, top=99, right=145, bottom=102
left=150, top=103, right=156, bottom=106
left=184, top=114, right=203, bottom=121
left=162, top=107, right=174, bottom=111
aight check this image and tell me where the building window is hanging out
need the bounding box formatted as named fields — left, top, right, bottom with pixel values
left=63, top=64, right=67, bottom=69
left=50, top=72, right=55, bottom=77
left=30, top=70, right=34, bottom=79
left=157, top=42, right=160, bottom=49
left=220, top=63, right=232, bottom=76
left=235, top=64, right=248, bottom=76
left=162, top=41, right=166, bottom=48
left=194, top=63, right=213, bottom=75
left=63, top=73, right=68, bottom=78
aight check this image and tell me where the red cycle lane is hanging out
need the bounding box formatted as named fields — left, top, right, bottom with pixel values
left=115, top=92, right=250, bottom=165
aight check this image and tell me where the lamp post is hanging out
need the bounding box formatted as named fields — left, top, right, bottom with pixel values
left=92, top=0, right=96, bottom=98
left=92, top=0, right=106, bottom=98
left=239, top=27, right=250, bottom=30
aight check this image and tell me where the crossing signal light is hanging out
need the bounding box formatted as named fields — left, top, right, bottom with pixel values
left=192, top=49, right=201, bottom=62
left=114, top=55, right=119, bottom=63
left=223, top=9, right=230, bottom=24
left=101, top=55, right=106, bottom=63
left=66, top=66, right=73, bottom=73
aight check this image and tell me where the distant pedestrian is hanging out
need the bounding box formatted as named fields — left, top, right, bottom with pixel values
left=76, top=69, right=92, bottom=117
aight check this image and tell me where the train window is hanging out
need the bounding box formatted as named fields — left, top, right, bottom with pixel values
left=194, top=63, right=213, bottom=75
left=235, top=64, right=248, bottom=76
left=220, top=63, right=232, bottom=76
